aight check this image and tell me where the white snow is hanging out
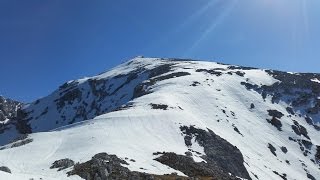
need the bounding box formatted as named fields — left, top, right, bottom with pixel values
left=311, top=78, right=320, bottom=83
left=0, top=118, right=10, bottom=125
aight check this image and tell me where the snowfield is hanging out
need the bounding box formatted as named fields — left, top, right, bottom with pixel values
left=0, top=57, right=319, bottom=180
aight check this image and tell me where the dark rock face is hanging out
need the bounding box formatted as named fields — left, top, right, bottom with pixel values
left=0, top=96, right=26, bottom=134
left=0, top=97, right=32, bottom=145
left=0, top=96, right=21, bottom=122
left=0, top=166, right=11, bottom=173
left=15, top=109, right=32, bottom=134
left=68, top=153, right=189, bottom=180
left=155, top=152, right=237, bottom=180
left=178, top=126, right=251, bottom=180
left=266, top=110, right=284, bottom=131
left=315, top=146, right=320, bottom=164
left=51, top=158, right=75, bottom=171
left=291, top=120, right=310, bottom=140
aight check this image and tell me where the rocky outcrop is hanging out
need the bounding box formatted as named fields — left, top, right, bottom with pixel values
left=176, top=126, right=251, bottom=180
left=155, top=152, right=238, bottom=180
left=51, top=158, right=75, bottom=171
left=67, top=153, right=190, bottom=180
left=0, top=166, right=11, bottom=173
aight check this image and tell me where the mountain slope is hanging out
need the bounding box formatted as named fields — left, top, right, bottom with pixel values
left=0, top=57, right=319, bottom=180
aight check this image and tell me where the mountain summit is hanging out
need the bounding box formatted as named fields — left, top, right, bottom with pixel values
left=0, top=57, right=319, bottom=180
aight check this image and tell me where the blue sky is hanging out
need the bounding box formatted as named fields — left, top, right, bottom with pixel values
left=1, top=0, right=320, bottom=102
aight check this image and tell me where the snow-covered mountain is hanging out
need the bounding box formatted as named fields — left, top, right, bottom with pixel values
left=0, top=57, right=319, bottom=180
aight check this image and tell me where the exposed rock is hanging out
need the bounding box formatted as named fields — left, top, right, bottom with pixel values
left=281, top=146, right=288, bottom=154
left=267, top=117, right=282, bottom=131
left=232, top=125, right=243, bottom=136
left=179, top=126, right=251, bottom=179
left=56, top=88, right=82, bottom=110
left=196, top=69, right=223, bottom=76
left=235, top=71, right=245, bottom=77
left=0, top=166, right=11, bottom=173
left=15, top=109, right=32, bottom=134
left=51, top=158, right=75, bottom=171
left=250, top=103, right=255, bottom=109
left=150, top=103, right=168, bottom=110
left=268, top=143, right=277, bottom=156
left=267, top=110, right=284, bottom=119
left=68, top=152, right=190, bottom=180
left=307, top=172, right=316, bottom=180
left=155, top=152, right=236, bottom=180
left=292, top=120, right=310, bottom=140
left=0, top=96, right=22, bottom=122
left=228, top=65, right=257, bottom=70
left=11, top=138, right=33, bottom=148
left=315, top=146, right=320, bottom=164
left=286, top=107, right=294, bottom=115
left=272, top=171, right=287, bottom=180
left=191, top=81, right=201, bottom=87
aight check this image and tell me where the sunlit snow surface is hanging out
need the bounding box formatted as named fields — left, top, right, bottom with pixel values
left=0, top=58, right=319, bottom=180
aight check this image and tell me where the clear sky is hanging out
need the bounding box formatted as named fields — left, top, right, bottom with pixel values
left=1, top=0, right=320, bottom=102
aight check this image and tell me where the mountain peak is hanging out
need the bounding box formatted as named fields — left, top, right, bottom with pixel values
left=0, top=58, right=319, bottom=180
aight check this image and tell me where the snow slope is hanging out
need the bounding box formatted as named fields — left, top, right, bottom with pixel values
left=0, top=57, right=319, bottom=180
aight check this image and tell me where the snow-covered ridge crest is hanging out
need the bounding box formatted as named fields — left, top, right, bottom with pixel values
left=0, top=57, right=320, bottom=180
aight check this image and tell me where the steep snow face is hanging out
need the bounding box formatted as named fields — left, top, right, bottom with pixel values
left=0, top=58, right=175, bottom=144
left=0, top=57, right=320, bottom=180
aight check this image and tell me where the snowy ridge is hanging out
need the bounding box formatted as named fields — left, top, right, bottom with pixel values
left=0, top=57, right=319, bottom=180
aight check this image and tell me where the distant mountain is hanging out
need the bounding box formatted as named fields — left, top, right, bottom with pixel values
left=0, top=57, right=319, bottom=180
